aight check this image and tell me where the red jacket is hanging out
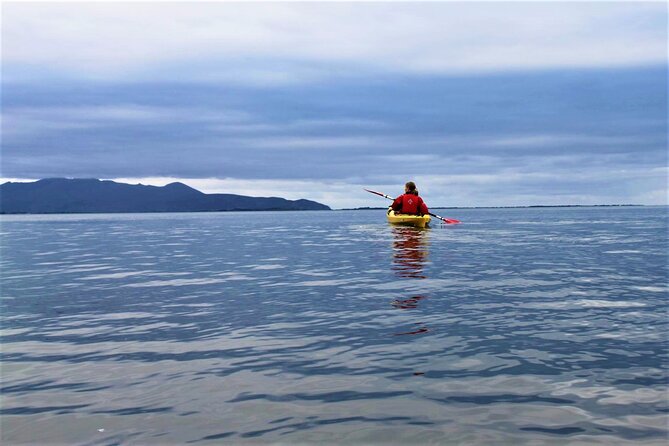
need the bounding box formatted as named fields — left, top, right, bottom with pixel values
left=392, top=193, right=429, bottom=215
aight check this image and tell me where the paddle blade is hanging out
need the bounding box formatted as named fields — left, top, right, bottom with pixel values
left=428, top=213, right=460, bottom=224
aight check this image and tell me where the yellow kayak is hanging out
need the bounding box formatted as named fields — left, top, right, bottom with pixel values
left=387, top=208, right=431, bottom=228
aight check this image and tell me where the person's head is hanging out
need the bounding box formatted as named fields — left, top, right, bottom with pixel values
left=405, top=181, right=418, bottom=195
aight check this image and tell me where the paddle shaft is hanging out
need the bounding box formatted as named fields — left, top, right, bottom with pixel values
left=363, top=188, right=460, bottom=224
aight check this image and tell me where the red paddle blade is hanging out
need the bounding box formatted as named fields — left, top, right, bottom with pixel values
left=442, top=218, right=461, bottom=224
left=430, top=214, right=460, bottom=224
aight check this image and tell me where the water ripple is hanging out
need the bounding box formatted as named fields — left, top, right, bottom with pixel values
left=1, top=208, right=667, bottom=444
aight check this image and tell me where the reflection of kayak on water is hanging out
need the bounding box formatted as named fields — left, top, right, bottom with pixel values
left=391, top=226, right=428, bottom=279
left=392, top=295, right=426, bottom=309
left=387, top=208, right=431, bottom=228
left=390, top=225, right=430, bottom=338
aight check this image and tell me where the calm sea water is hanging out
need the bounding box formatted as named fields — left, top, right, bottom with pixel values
left=1, top=207, right=667, bottom=445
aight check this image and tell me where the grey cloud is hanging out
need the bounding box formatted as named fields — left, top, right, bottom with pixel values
left=3, top=3, right=666, bottom=83
left=1, top=66, right=665, bottom=205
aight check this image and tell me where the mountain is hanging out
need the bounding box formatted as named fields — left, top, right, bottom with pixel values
left=0, top=178, right=331, bottom=214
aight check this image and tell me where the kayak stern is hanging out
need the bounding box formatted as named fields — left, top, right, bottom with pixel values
left=387, top=208, right=431, bottom=228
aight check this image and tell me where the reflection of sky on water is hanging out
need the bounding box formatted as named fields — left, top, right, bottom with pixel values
left=1, top=207, right=667, bottom=444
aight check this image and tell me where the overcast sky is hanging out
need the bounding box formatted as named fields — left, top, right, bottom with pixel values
left=2, top=2, right=667, bottom=208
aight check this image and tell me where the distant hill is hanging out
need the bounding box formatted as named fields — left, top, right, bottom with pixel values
left=0, top=178, right=331, bottom=214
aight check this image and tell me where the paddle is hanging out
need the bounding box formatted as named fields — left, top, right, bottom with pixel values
left=364, top=188, right=461, bottom=224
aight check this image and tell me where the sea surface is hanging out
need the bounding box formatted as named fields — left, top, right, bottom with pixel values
left=1, top=207, right=667, bottom=445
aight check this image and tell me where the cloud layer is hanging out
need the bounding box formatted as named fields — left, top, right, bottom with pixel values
left=4, top=2, right=666, bottom=81
left=2, top=2, right=667, bottom=208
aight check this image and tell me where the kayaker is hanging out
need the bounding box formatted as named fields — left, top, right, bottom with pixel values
left=391, top=181, right=429, bottom=215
